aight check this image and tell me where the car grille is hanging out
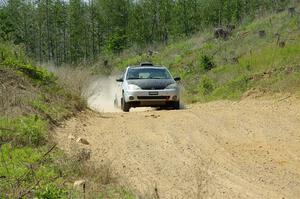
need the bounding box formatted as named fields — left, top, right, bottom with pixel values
left=142, top=87, right=165, bottom=90
left=137, top=96, right=170, bottom=100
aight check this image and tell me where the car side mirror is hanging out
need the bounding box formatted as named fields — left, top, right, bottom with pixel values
left=116, top=78, right=123, bottom=82
left=174, top=77, right=181, bottom=81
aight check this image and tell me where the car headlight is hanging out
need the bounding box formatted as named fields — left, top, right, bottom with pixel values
left=165, top=83, right=177, bottom=89
left=127, top=84, right=142, bottom=90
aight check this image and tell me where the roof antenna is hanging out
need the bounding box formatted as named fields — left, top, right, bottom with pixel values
left=140, top=62, right=154, bottom=67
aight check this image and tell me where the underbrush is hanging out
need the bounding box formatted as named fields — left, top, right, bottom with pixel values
left=0, top=43, right=134, bottom=198
left=0, top=144, right=66, bottom=198
left=0, top=141, right=134, bottom=198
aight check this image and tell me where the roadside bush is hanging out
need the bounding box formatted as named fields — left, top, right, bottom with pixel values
left=199, top=76, right=215, bottom=96
left=200, top=55, right=215, bottom=71
left=35, top=184, right=68, bottom=199
left=17, top=64, right=56, bottom=84
left=3, top=60, right=56, bottom=85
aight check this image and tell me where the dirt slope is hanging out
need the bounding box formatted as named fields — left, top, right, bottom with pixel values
left=55, top=97, right=300, bottom=199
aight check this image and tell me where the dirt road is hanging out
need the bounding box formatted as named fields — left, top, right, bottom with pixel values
left=55, top=97, right=300, bottom=198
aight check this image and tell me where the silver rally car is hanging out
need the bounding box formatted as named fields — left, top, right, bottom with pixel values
left=115, top=63, right=181, bottom=112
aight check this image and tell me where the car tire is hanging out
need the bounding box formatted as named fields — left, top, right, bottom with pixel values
left=121, top=97, right=130, bottom=112
left=173, top=101, right=180, bottom=110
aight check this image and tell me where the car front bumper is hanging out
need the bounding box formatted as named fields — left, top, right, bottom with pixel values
left=124, top=89, right=180, bottom=103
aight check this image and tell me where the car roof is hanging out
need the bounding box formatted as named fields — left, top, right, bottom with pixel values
left=128, top=66, right=166, bottom=69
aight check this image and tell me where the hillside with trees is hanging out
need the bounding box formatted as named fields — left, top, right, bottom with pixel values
left=114, top=3, right=300, bottom=102
left=0, top=0, right=292, bottom=64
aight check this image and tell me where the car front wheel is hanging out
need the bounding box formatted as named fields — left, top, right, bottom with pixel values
left=172, top=101, right=180, bottom=110
left=121, top=97, right=130, bottom=112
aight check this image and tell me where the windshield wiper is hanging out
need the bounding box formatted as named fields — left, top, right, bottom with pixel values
left=149, top=77, right=169, bottom=79
left=127, top=78, right=141, bottom=80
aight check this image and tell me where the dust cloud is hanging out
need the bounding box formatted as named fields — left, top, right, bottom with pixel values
left=83, top=76, right=121, bottom=113
left=44, top=64, right=123, bottom=113
left=83, top=76, right=155, bottom=113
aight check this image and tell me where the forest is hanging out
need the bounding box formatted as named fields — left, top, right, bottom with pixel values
left=0, top=0, right=291, bottom=65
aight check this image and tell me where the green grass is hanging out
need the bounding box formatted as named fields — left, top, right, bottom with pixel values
left=0, top=144, right=65, bottom=198
left=0, top=142, right=90, bottom=198
left=0, top=116, right=47, bottom=146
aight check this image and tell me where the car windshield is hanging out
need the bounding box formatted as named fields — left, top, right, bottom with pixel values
left=126, top=68, right=172, bottom=80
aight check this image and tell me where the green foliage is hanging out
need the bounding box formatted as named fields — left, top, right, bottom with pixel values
left=0, top=116, right=47, bottom=146
left=199, top=76, right=215, bottom=96
left=4, top=60, right=56, bottom=85
left=106, top=32, right=128, bottom=53
left=35, top=184, right=68, bottom=199
left=0, top=144, right=62, bottom=198
left=18, top=64, right=55, bottom=84
left=0, top=144, right=41, bottom=179
left=31, top=97, right=67, bottom=123
left=211, top=75, right=250, bottom=100
left=200, top=55, right=215, bottom=71
left=239, top=41, right=300, bottom=71
left=0, top=43, right=56, bottom=85
left=0, top=143, right=87, bottom=198
left=0, top=42, right=28, bottom=63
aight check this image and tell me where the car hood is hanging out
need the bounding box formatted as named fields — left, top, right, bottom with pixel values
left=127, top=79, right=175, bottom=90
